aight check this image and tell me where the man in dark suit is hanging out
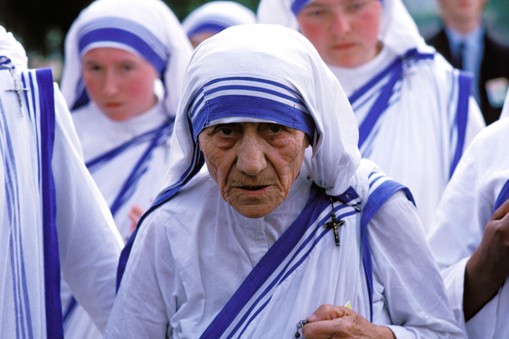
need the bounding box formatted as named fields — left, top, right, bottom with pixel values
left=426, top=0, right=509, bottom=124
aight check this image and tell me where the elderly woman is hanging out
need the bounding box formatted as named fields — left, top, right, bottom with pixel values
left=106, top=24, right=463, bottom=338
left=258, top=0, right=485, bottom=233
left=59, top=0, right=192, bottom=337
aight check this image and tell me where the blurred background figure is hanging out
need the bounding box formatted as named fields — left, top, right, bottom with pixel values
left=428, top=92, right=509, bottom=338
left=1, top=25, right=123, bottom=339
left=182, top=1, right=257, bottom=48
left=58, top=0, right=192, bottom=337
left=426, top=0, right=509, bottom=124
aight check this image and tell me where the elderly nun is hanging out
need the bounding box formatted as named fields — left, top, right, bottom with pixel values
left=106, top=24, right=463, bottom=338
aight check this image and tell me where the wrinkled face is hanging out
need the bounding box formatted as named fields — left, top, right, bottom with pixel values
left=438, top=0, right=487, bottom=23
left=199, top=122, right=309, bottom=218
left=297, top=0, right=382, bottom=67
left=82, top=48, right=158, bottom=121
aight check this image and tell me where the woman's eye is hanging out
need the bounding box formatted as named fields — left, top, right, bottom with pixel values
left=218, top=127, right=234, bottom=136
left=213, top=124, right=240, bottom=137
left=84, top=64, right=101, bottom=72
left=263, top=124, right=284, bottom=134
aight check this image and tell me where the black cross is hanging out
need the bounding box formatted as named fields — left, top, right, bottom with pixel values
left=325, top=213, right=345, bottom=247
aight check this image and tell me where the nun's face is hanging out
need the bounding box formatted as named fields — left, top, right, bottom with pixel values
left=82, top=47, right=158, bottom=121
left=297, top=0, right=382, bottom=67
left=199, top=122, right=309, bottom=218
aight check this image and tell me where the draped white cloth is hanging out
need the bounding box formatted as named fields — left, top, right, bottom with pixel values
left=182, top=1, right=256, bottom=38
left=105, top=24, right=463, bottom=338
left=428, top=95, right=509, bottom=338
left=257, top=0, right=486, bottom=233
left=59, top=0, right=192, bottom=337
left=0, top=26, right=122, bottom=338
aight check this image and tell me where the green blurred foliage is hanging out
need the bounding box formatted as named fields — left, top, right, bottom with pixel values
left=0, top=0, right=259, bottom=57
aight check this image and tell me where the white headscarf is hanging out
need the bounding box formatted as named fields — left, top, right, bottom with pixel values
left=182, top=1, right=256, bottom=38
left=0, top=26, right=27, bottom=69
left=257, top=0, right=427, bottom=55
left=60, top=0, right=192, bottom=116
left=164, top=24, right=360, bottom=197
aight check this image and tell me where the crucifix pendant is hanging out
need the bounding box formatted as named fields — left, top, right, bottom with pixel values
left=5, top=68, right=28, bottom=109
left=325, top=213, right=344, bottom=247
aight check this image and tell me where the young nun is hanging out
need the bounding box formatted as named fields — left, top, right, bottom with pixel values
left=59, top=0, right=192, bottom=337
left=182, top=1, right=257, bottom=49
left=257, top=0, right=485, bottom=233
left=428, top=92, right=509, bottom=338
left=0, top=26, right=123, bottom=339
left=105, top=24, right=463, bottom=338
left=61, top=0, right=192, bottom=241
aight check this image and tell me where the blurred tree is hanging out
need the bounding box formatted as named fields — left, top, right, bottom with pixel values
left=0, top=0, right=258, bottom=57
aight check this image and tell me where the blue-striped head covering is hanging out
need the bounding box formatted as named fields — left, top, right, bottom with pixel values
left=162, top=24, right=361, bottom=198
left=188, top=76, right=315, bottom=141
left=77, top=17, right=169, bottom=78
left=61, top=0, right=192, bottom=114
left=182, top=1, right=256, bottom=39
left=291, top=0, right=384, bottom=16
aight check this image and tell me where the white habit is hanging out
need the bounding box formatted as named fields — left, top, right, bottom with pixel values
left=428, top=99, right=509, bottom=338
left=105, top=24, right=463, bottom=338
left=0, top=26, right=122, bottom=338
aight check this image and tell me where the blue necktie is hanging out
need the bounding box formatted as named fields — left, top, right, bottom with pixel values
left=453, top=41, right=465, bottom=70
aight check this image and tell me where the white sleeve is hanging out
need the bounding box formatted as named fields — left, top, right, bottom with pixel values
left=369, top=191, right=464, bottom=338
left=52, top=85, right=124, bottom=332
left=105, top=209, right=178, bottom=338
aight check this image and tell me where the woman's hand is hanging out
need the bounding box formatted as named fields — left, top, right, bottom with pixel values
left=301, top=304, right=395, bottom=338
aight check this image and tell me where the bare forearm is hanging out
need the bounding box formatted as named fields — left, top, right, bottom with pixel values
left=464, top=254, right=505, bottom=320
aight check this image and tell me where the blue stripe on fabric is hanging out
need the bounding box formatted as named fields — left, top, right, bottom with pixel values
left=494, top=179, right=509, bottom=212
left=188, top=76, right=306, bottom=120
left=354, top=49, right=434, bottom=149
left=200, top=185, right=327, bottom=338
left=86, top=123, right=171, bottom=170
left=1, top=68, right=34, bottom=338
left=291, top=0, right=311, bottom=15
left=21, top=74, right=42, bottom=185
left=70, top=80, right=89, bottom=111
left=187, top=22, right=228, bottom=37
left=360, top=178, right=414, bottom=322
left=291, top=0, right=385, bottom=15
left=201, top=186, right=359, bottom=338
left=109, top=121, right=173, bottom=217
left=235, top=207, right=357, bottom=338
left=0, top=56, right=13, bottom=67
left=116, top=148, right=205, bottom=290
left=79, top=27, right=166, bottom=74
left=449, top=71, right=471, bottom=178
left=35, top=68, right=64, bottom=339
left=62, top=296, right=78, bottom=323
left=188, top=77, right=313, bottom=140
left=192, top=95, right=315, bottom=140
